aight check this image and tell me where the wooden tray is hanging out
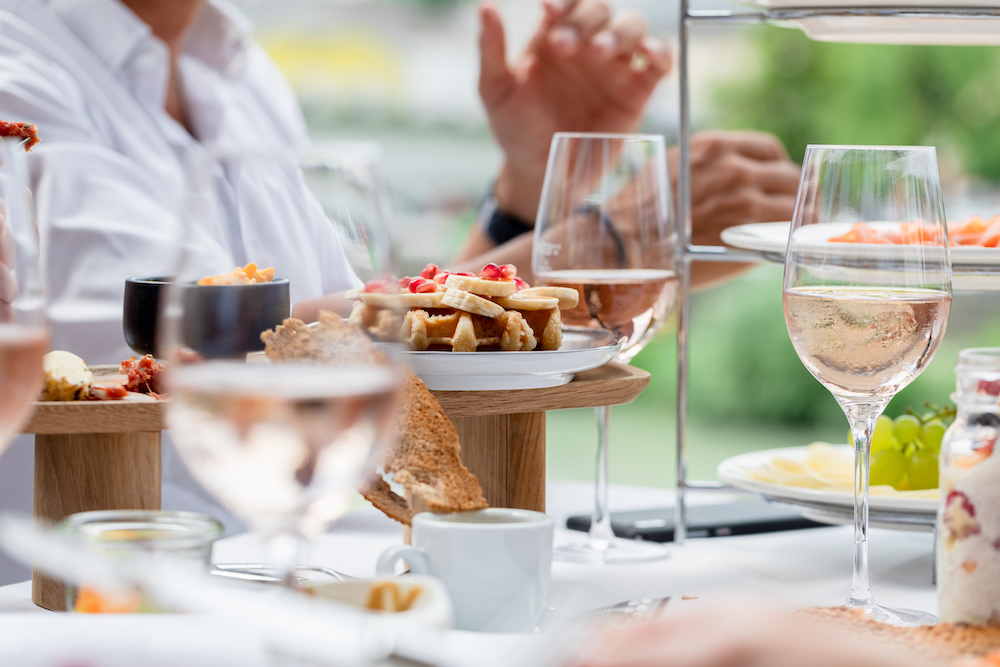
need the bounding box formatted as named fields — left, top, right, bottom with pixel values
left=21, top=361, right=649, bottom=610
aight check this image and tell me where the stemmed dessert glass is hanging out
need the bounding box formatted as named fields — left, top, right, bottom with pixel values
left=534, top=133, right=677, bottom=563
left=783, top=145, right=951, bottom=625
left=160, top=148, right=400, bottom=587
left=0, top=138, right=48, bottom=455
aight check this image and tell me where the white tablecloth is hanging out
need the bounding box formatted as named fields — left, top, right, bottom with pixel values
left=0, top=481, right=938, bottom=665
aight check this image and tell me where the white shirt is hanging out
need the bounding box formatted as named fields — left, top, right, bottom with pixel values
left=0, top=0, right=360, bottom=364
left=0, top=0, right=363, bottom=542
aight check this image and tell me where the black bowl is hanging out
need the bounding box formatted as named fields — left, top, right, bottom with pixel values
left=123, top=277, right=291, bottom=359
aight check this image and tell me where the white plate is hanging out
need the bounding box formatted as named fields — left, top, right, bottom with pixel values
left=718, top=446, right=938, bottom=529
left=739, top=0, right=1000, bottom=45
left=788, top=16, right=1000, bottom=46
left=402, top=327, right=624, bottom=391
left=746, top=0, right=1000, bottom=8
left=721, top=221, right=1000, bottom=290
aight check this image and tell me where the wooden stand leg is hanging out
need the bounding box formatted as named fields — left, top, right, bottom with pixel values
left=32, top=431, right=162, bottom=611
left=448, top=412, right=545, bottom=513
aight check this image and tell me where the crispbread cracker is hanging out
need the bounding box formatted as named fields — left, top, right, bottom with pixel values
left=261, top=311, right=487, bottom=525
left=363, top=367, right=487, bottom=524
left=261, top=310, right=385, bottom=365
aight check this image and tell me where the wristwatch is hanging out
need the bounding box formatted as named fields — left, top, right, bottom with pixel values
left=478, top=194, right=534, bottom=246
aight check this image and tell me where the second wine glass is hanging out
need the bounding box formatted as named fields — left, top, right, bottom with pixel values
left=534, top=133, right=677, bottom=564
left=162, top=148, right=400, bottom=587
left=783, top=145, right=951, bottom=625
left=0, top=138, right=47, bottom=456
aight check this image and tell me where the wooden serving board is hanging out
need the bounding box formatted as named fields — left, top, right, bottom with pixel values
left=21, top=360, right=649, bottom=609
left=23, top=366, right=165, bottom=435
left=24, top=366, right=164, bottom=611
left=438, top=362, right=650, bottom=513
left=433, top=362, right=649, bottom=416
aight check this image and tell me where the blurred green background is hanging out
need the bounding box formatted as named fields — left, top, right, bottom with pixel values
left=236, top=1, right=1000, bottom=489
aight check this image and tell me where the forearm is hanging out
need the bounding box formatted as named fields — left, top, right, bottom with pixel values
left=690, top=261, right=757, bottom=292
left=291, top=292, right=354, bottom=323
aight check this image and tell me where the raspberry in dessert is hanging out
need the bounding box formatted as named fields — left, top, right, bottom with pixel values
left=939, top=350, right=1000, bottom=626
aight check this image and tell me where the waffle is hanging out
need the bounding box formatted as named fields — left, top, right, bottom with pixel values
left=348, top=263, right=577, bottom=352
left=401, top=308, right=537, bottom=352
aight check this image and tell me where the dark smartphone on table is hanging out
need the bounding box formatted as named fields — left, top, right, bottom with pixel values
left=567, top=499, right=825, bottom=542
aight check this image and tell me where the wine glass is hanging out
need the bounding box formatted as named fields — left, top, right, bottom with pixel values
left=533, top=133, right=677, bottom=564
left=161, top=147, right=400, bottom=587
left=0, top=138, right=47, bottom=454
left=299, top=142, right=394, bottom=287
left=783, top=145, right=950, bottom=625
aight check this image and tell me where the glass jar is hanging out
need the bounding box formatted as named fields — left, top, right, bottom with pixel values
left=59, top=510, right=222, bottom=613
left=938, top=348, right=1000, bottom=625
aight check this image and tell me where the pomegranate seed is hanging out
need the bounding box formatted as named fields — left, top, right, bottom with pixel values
left=433, top=272, right=450, bottom=285
left=455, top=271, right=474, bottom=277
left=398, top=277, right=413, bottom=289
left=499, top=264, right=517, bottom=279
left=365, top=280, right=389, bottom=293
left=479, top=263, right=502, bottom=280
left=420, top=263, right=440, bottom=280
left=408, top=277, right=429, bottom=293
left=513, top=277, right=529, bottom=291
left=415, top=281, right=438, bottom=293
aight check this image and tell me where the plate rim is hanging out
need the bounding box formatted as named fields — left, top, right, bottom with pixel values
left=720, top=221, right=1000, bottom=266
left=717, top=445, right=938, bottom=515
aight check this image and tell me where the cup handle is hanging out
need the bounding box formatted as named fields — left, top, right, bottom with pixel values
left=376, top=545, right=430, bottom=576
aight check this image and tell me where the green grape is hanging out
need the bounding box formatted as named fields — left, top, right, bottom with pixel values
left=907, top=449, right=939, bottom=490
left=893, top=414, right=922, bottom=445
left=871, top=416, right=898, bottom=453
left=870, top=448, right=906, bottom=488
left=920, top=420, right=947, bottom=455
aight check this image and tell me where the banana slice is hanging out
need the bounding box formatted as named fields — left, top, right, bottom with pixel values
left=517, top=286, right=579, bottom=310
left=344, top=288, right=364, bottom=300
left=444, top=274, right=516, bottom=297
left=441, top=288, right=505, bottom=318
left=493, top=295, right=559, bottom=311
left=360, top=292, right=446, bottom=309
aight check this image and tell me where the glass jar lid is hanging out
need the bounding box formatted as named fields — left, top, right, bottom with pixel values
left=58, top=510, right=223, bottom=551
left=953, top=347, right=1000, bottom=406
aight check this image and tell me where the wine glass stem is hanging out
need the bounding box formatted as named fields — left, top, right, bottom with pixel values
left=267, top=530, right=303, bottom=589
left=841, top=400, right=887, bottom=609
left=590, top=404, right=615, bottom=547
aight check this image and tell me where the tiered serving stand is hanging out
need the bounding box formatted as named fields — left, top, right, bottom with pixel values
left=672, top=0, right=1000, bottom=542
left=22, top=362, right=649, bottom=611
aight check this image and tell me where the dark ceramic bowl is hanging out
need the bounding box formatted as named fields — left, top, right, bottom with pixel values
left=123, top=277, right=291, bottom=359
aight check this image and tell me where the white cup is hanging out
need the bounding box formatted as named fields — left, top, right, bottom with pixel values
left=376, top=508, right=554, bottom=633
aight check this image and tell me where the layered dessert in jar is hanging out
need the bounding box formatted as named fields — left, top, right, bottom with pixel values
left=939, top=348, right=1000, bottom=626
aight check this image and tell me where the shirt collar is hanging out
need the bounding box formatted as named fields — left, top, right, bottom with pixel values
left=47, top=0, right=253, bottom=78
left=48, top=0, right=149, bottom=74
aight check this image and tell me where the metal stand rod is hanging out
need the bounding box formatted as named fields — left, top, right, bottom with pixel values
left=674, top=0, right=693, bottom=546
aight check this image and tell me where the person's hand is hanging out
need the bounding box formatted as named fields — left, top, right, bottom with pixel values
left=672, top=130, right=801, bottom=247
left=479, top=0, right=671, bottom=223
left=568, top=607, right=941, bottom=667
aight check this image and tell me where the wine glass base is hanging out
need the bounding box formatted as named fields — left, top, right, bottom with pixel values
left=554, top=538, right=670, bottom=564
left=846, top=600, right=937, bottom=627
